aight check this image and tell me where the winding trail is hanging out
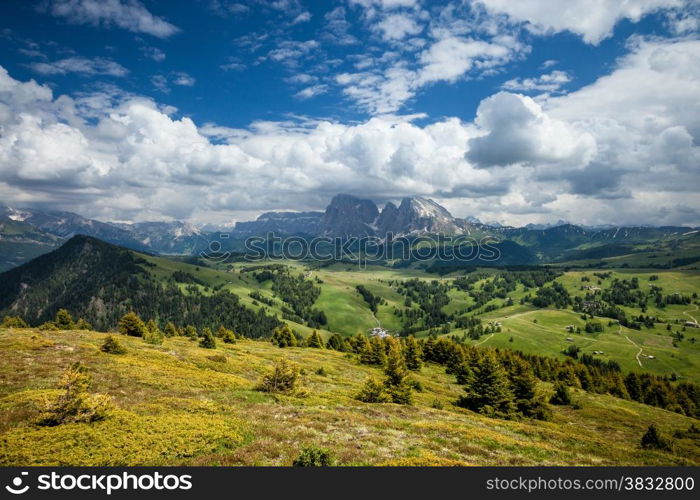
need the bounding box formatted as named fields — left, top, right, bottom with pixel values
left=682, top=304, right=699, bottom=325
left=619, top=324, right=644, bottom=367
left=475, top=333, right=494, bottom=346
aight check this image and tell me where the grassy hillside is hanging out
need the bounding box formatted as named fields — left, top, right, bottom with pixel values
left=1, top=327, right=699, bottom=466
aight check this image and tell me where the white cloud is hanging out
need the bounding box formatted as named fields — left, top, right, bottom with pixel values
left=467, top=91, right=596, bottom=168
left=41, top=0, right=179, bottom=38
left=374, top=13, right=423, bottom=40
left=294, top=84, right=328, bottom=100
left=0, top=34, right=699, bottom=227
left=27, top=57, right=129, bottom=77
left=141, top=46, right=166, bottom=62
left=291, top=11, right=311, bottom=25
left=475, top=0, right=685, bottom=44
left=501, top=70, right=571, bottom=93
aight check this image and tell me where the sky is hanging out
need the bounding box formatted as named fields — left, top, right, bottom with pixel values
left=0, top=0, right=698, bottom=227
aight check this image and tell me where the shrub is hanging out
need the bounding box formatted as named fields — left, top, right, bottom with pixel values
left=75, top=318, right=92, bottom=330
left=100, top=335, right=126, bottom=355
left=431, top=399, right=444, bottom=410
left=217, top=325, right=236, bottom=343
left=206, top=354, right=227, bottom=363
left=315, top=366, right=327, bottom=376
left=306, top=330, right=324, bottom=348
left=258, top=359, right=303, bottom=394
left=199, top=328, right=217, bottom=349
left=118, top=312, right=147, bottom=337
left=37, top=362, right=113, bottom=426
left=54, top=309, right=75, bottom=330
left=550, top=382, right=572, bottom=405
left=38, top=321, right=58, bottom=331
left=163, top=322, right=179, bottom=337
left=356, top=377, right=391, bottom=403
left=293, top=446, right=335, bottom=466
left=144, top=320, right=164, bottom=345
left=184, top=325, right=198, bottom=340
left=271, top=324, right=297, bottom=348
left=1, top=315, right=29, bottom=328
left=641, top=424, right=672, bottom=451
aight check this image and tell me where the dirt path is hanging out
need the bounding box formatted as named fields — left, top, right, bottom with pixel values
left=475, top=333, right=494, bottom=346
left=682, top=304, right=699, bottom=324
left=619, top=324, right=644, bottom=367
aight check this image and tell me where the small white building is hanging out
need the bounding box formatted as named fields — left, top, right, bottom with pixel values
left=370, top=327, right=391, bottom=338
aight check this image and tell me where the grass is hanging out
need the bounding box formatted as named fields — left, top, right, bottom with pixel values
left=0, top=328, right=699, bottom=466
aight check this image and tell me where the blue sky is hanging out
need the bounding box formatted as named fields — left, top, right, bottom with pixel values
left=0, top=0, right=698, bottom=227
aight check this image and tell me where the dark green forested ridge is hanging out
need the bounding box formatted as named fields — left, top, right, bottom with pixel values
left=0, top=235, right=280, bottom=337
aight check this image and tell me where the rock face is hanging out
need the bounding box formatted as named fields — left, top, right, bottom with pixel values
left=379, top=196, right=462, bottom=236
left=233, top=211, right=323, bottom=237
left=320, top=194, right=379, bottom=237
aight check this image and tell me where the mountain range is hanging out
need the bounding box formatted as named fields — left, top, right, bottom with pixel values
left=1, top=195, right=698, bottom=271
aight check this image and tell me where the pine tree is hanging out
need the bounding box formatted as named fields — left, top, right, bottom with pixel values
left=384, top=339, right=413, bottom=405
left=37, top=362, right=113, bottom=426
left=640, top=424, right=671, bottom=450
left=271, top=324, right=297, bottom=347
left=54, top=309, right=75, bottom=330
left=163, top=322, right=179, bottom=337
left=0, top=315, right=29, bottom=328
left=75, top=318, right=92, bottom=330
left=360, top=337, right=387, bottom=366
left=326, top=333, right=346, bottom=351
left=550, top=382, right=572, bottom=405
left=403, top=336, right=422, bottom=371
left=356, top=377, right=391, bottom=403
left=184, top=325, right=198, bottom=340
left=144, top=319, right=164, bottom=345
left=199, top=327, right=217, bottom=349
left=349, top=333, right=369, bottom=354
left=456, top=351, right=516, bottom=418
left=306, top=330, right=324, bottom=348
left=258, top=359, right=302, bottom=394
left=509, top=358, right=551, bottom=420
left=100, top=335, right=126, bottom=354
left=118, top=312, right=147, bottom=337
left=218, top=325, right=236, bottom=343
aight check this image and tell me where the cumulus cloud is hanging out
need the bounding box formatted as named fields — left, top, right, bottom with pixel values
left=467, top=92, right=596, bottom=168
left=40, top=0, right=180, bottom=38
left=0, top=35, right=698, bottom=227
left=475, top=0, right=684, bottom=44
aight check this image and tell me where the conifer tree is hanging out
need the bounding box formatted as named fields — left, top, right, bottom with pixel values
left=360, top=337, right=387, bottom=366
left=306, top=330, right=324, bottom=348
left=75, top=318, right=92, bottom=330
left=163, top=322, right=179, bottom=337
left=144, top=319, right=164, bottom=345
left=550, top=382, right=572, bottom=405
left=509, top=358, right=551, bottom=420
left=0, top=315, right=29, bottom=328
left=456, top=351, right=516, bottom=418
left=640, top=424, right=671, bottom=450
left=403, top=336, right=422, bottom=371
left=199, top=327, right=217, bottom=349
left=356, top=377, right=391, bottom=403
left=384, top=339, right=413, bottom=404
left=271, top=324, right=297, bottom=347
left=118, top=312, right=147, bottom=337
left=326, top=333, right=346, bottom=351
left=54, top=309, right=75, bottom=330
left=100, top=335, right=126, bottom=354
left=218, top=325, right=236, bottom=343
left=184, top=325, right=198, bottom=340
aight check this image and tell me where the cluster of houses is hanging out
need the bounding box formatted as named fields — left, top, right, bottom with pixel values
left=685, top=320, right=700, bottom=329
left=582, top=285, right=601, bottom=292
left=369, top=327, right=393, bottom=338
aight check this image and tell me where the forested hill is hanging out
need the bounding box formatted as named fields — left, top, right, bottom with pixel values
left=0, top=235, right=280, bottom=336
